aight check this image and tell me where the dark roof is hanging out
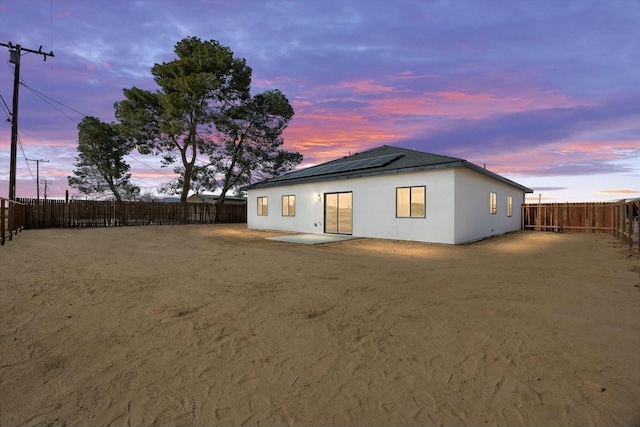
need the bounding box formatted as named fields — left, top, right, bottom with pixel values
left=187, top=194, right=247, bottom=201
left=246, top=145, right=532, bottom=192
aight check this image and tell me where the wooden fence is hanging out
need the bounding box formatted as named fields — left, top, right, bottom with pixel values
left=1, top=197, right=26, bottom=245
left=522, top=199, right=639, bottom=251
left=522, top=202, right=615, bottom=233
left=16, top=199, right=246, bottom=229
left=612, top=199, right=640, bottom=252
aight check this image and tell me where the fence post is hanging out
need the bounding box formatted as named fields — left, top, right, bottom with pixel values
left=65, top=191, right=69, bottom=228
left=628, top=201, right=632, bottom=247
left=1, top=198, right=5, bottom=245
left=635, top=200, right=640, bottom=253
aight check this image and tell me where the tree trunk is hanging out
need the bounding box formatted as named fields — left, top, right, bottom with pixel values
left=180, top=163, right=192, bottom=202
left=214, top=194, right=224, bottom=223
left=106, top=176, right=122, bottom=202
left=214, top=168, right=235, bottom=222
left=179, top=140, right=196, bottom=202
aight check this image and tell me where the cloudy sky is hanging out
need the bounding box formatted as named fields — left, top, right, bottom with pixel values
left=1, top=0, right=638, bottom=202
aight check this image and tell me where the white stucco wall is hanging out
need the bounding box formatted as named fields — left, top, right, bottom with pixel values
left=247, top=166, right=526, bottom=244
left=248, top=181, right=327, bottom=234
left=453, top=167, right=525, bottom=243
left=353, top=169, right=456, bottom=244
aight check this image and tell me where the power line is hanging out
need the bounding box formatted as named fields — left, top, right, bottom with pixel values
left=21, top=81, right=85, bottom=122
left=15, top=127, right=69, bottom=153
left=0, top=92, right=10, bottom=120
left=13, top=77, right=175, bottom=179
left=3, top=69, right=188, bottom=190
left=0, top=58, right=13, bottom=122
left=12, top=82, right=175, bottom=181
left=125, top=154, right=175, bottom=178
left=17, top=133, right=36, bottom=182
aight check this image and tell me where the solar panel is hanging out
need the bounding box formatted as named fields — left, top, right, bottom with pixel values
left=276, top=152, right=404, bottom=181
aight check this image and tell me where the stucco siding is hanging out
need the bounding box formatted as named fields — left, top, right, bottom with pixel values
left=247, top=183, right=325, bottom=234
left=248, top=168, right=457, bottom=244
left=352, top=169, right=455, bottom=244
left=453, top=167, right=524, bottom=243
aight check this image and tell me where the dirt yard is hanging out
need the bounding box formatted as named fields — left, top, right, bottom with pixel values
left=1, top=224, right=639, bottom=426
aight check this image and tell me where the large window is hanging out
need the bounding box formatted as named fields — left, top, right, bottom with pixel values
left=257, top=197, right=268, bottom=216
left=507, top=196, right=513, bottom=217
left=396, top=186, right=426, bottom=218
left=282, top=195, right=295, bottom=216
left=490, top=192, right=497, bottom=214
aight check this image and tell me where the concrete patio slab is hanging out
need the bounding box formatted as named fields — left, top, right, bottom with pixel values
left=266, top=233, right=359, bottom=245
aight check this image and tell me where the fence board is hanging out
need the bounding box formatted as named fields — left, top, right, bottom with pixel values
left=17, top=199, right=246, bottom=229
left=1, top=197, right=25, bottom=245
left=522, top=202, right=616, bottom=233
left=522, top=199, right=639, bottom=251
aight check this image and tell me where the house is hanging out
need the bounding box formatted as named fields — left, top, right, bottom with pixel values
left=186, top=194, right=247, bottom=205
left=161, top=197, right=181, bottom=203
left=245, top=145, right=533, bottom=244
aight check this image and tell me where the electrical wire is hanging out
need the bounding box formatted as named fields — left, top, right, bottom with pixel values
left=10, top=76, right=207, bottom=188
left=1, top=55, right=15, bottom=122
left=18, top=127, right=71, bottom=153
left=20, top=81, right=85, bottom=117
left=0, top=92, right=11, bottom=121
left=17, top=79, right=174, bottom=178
left=125, top=154, right=176, bottom=178
left=18, top=125, right=174, bottom=179
left=20, top=82, right=84, bottom=124
left=17, top=133, right=37, bottom=182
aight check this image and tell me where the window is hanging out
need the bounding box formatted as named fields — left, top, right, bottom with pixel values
left=507, top=196, right=513, bottom=217
left=490, top=192, right=497, bottom=214
left=282, top=195, right=295, bottom=216
left=396, top=186, right=426, bottom=218
left=257, top=197, right=268, bottom=216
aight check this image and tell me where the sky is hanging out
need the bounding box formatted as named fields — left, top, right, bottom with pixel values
left=0, top=0, right=638, bottom=203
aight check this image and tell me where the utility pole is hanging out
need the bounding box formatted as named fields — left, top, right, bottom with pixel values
left=43, top=180, right=52, bottom=201
left=26, top=158, right=49, bottom=203
left=0, top=42, right=54, bottom=201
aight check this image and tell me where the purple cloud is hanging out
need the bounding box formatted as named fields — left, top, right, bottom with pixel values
left=1, top=0, right=638, bottom=202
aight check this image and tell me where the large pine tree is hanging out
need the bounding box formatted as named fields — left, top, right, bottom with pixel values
left=68, top=116, right=138, bottom=201
left=115, top=37, right=301, bottom=202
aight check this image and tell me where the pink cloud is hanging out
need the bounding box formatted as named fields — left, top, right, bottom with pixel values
left=128, top=169, right=176, bottom=180
left=394, top=71, right=440, bottom=80
left=280, top=78, right=594, bottom=173
left=596, top=189, right=640, bottom=195
left=332, top=79, right=396, bottom=94
left=281, top=79, right=588, bottom=169
left=32, top=169, right=69, bottom=178
left=366, top=90, right=579, bottom=121
left=77, top=60, right=97, bottom=73
left=282, top=105, right=404, bottom=165
left=460, top=139, right=638, bottom=178
left=525, top=194, right=556, bottom=203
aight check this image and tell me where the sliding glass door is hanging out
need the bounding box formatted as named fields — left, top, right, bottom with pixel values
left=325, top=192, right=352, bottom=234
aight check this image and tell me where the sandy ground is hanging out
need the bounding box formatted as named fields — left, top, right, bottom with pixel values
left=1, top=224, right=639, bottom=427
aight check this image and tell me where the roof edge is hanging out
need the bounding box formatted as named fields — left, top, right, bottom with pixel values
left=462, top=161, right=533, bottom=193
